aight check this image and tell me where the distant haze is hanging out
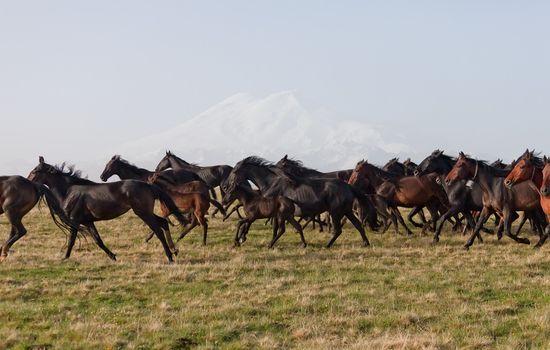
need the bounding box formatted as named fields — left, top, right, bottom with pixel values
left=1, top=1, right=549, bottom=179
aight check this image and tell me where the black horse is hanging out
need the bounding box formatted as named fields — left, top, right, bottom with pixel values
left=382, top=158, right=417, bottom=177
left=1, top=175, right=76, bottom=261
left=28, top=157, right=188, bottom=262
left=155, top=151, right=232, bottom=200
left=225, top=156, right=378, bottom=247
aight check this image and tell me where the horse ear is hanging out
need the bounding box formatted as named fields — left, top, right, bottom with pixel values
left=458, top=151, right=465, bottom=158
left=283, top=154, right=288, bottom=160
left=39, top=156, right=44, bottom=164
left=544, top=156, right=549, bottom=165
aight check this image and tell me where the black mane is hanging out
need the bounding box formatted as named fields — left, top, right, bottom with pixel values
left=54, top=163, right=95, bottom=185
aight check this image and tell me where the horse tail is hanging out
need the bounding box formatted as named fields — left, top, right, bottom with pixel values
left=208, top=199, right=226, bottom=216
left=34, top=183, right=78, bottom=234
left=150, top=185, right=190, bottom=226
left=349, top=185, right=379, bottom=231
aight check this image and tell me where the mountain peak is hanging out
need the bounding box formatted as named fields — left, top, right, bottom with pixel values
left=120, top=91, right=409, bottom=170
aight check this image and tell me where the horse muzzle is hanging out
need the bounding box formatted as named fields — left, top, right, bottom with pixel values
left=541, top=187, right=550, bottom=196
left=504, top=179, right=513, bottom=189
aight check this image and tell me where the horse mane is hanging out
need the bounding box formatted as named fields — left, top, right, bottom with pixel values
left=516, top=150, right=544, bottom=168
left=166, top=151, right=198, bottom=167
left=54, top=163, right=95, bottom=185
left=234, top=156, right=274, bottom=171
left=278, top=157, right=321, bottom=177
left=461, top=155, right=509, bottom=177
left=363, top=161, right=402, bottom=184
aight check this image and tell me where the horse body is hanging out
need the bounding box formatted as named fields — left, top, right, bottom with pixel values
left=29, top=157, right=188, bottom=262
left=0, top=175, right=76, bottom=260
left=222, top=184, right=306, bottom=248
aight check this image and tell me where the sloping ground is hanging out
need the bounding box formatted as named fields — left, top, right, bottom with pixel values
left=0, top=209, right=549, bottom=349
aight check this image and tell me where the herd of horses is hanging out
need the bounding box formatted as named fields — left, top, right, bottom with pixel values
left=1, top=149, right=550, bottom=263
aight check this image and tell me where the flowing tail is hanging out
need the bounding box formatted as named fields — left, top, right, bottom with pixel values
left=34, top=184, right=79, bottom=233
left=349, top=185, right=380, bottom=231
left=150, top=185, right=189, bottom=226
left=209, top=199, right=226, bottom=216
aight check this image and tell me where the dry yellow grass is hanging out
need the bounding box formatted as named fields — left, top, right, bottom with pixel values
left=1, top=208, right=549, bottom=349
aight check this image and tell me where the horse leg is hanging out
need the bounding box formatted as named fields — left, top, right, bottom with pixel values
left=391, top=207, right=413, bottom=235
left=465, top=207, right=491, bottom=249
left=234, top=219, right=246, bottom=246
left=269, top=218, right=286, bottom=248
left=503, top=210, right=530, bottom=245
left=155, top=215, right=178, bottom=255
left=63, top=227, right=79, bottom=260
left=85, top=223, right=117, bottom=261
left=176, top=215, right=199, bottom=242
left=287, top=217, right=307, bottom=247
left=534, top=224, right=549, bottom=248
left=407, top=206, right=424, bottom=228
left=433, top=206, right=461, bottom=243
left=197, top=213, right=208, bottom=246
left=514, top=212, right=528, bottom=236
left=138, top=214, right=174, bottom=263
left=346, top=212, right=370, bottom=246
left=326, top=213, right=344, bottom=248
left=0, top=211, right=27, bottom=260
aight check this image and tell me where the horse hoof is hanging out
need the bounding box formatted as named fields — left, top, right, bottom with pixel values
left=0, top=255, right=6, bottom=263
left=521, top=238, right=530, bottom=245
left=110, top=255, right=117, bottom=261
left=463, top=245, right=470, bottom=251
left=432, top=237, right=439, bottom=244
left=302, top=244, right=307, bottom=248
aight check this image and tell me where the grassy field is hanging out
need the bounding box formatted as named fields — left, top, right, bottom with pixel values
left=1, top=208, right=549, bottom=350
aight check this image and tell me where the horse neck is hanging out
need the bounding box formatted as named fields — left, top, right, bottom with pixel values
left=242, top=166, right=279, bottom=191
left=368, top=165, right=398, bottom=188
left=117, top=163, right=151, bottom=181
left=532, top=168, right=544, bottom=188
left=170, top=156, right=195, bottom=169
left=45, top=175, right=74, bottom=199
left=475, top=166, right=502, bottom=195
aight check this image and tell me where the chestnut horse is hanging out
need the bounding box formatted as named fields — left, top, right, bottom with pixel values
left=504, top=152, right=549, bottom=247
left=348, top=160, right=447, bottom=235
left=445, top=152, right=537, bottom=249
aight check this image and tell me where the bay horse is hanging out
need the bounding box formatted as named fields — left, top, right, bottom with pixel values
left=225, top=157, right=377, bottom=247
left=503, top=152, right=549, bottom=247
left=28, top=157, right=188, bottom=262
left=0, top=176, right=77, bottom=261
left=221, top=183, right=306, bottom=248
left=155, top=151, right=232, bottom=201
left=146, top=173, right=226, bottom=245
left=348, top=160, right=447, bottom=235
left=445, top=152, right=536, bottom=249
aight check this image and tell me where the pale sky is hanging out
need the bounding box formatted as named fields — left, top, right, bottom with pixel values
left=1, top=1, right=549, bottom=175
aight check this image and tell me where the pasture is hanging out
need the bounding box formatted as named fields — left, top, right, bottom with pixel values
left=1, top=208, right=549, bottom=350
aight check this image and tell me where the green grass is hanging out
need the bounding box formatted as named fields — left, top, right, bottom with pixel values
left=1, top=208, right=549, bottom=349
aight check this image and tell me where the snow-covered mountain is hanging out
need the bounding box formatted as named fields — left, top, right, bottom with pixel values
left=119, top=91, right=410, bottom=172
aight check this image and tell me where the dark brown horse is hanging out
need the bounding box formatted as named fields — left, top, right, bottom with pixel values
left=222, top=183, right=306, bottom=248
left=0, top=176, right=76, bottom=261
left=445, top=152, right=536, bottom=249
left=28, top=157, right=188, bottom=262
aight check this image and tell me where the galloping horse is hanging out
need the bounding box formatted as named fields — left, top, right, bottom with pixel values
left=0, top=176, right=76, bottom=261
left=348, top=160, right=447, bottom=235
left=221, top=183, right=306, bottom=248
left=504, top=151, right=549, bottom=247
left=225, top=156, right=377, bottom=247
left=28, top=157, right=188, bottom=262
left=445, top=152, right=535, bottom=249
